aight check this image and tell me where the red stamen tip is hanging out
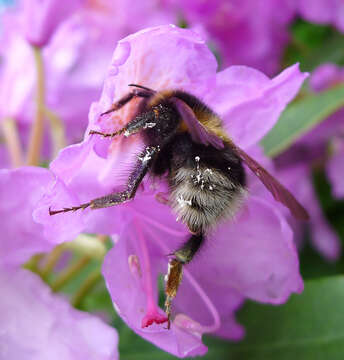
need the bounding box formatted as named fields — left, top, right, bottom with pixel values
left=141, top=312, right=168, bottom=328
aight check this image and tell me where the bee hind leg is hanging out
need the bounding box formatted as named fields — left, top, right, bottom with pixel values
left=164, top=233, right=205, bottom=328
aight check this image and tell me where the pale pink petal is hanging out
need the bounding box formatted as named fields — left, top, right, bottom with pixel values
left=327, top=138, right=344, bottom=199
left=205, top=64, right=308, bottom=149
left=103, top=219, right=207, bottom=357
left=205, top=196, right=303, bottom=303
left=0, top=167, right=83, bottom=265
left=0, top=266, right=118, bottom=359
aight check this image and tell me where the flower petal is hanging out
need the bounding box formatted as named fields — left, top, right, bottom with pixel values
left=0, top=266, right=118, bottom=359
left=22, top=0, right=84, bottom=46
left=205, top=196, right=303, bottom=303
left=102, top=216, right=207, bottom=358
left=327, top=138, right=344, bottom=199
left=206, top=63, right=308, bottom=149
left=0, top=167, right=81, bottom=265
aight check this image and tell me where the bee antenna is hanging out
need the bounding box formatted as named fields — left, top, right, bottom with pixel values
left=128, top=84, right=156, bottom=93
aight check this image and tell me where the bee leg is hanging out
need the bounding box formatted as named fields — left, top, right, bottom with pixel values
left=165, top=259, right=183, bottom=329
left=173, top=233, right=205, bottom=264
left=164, top=233, right=205, bottom=328
left=100, top=89, right=152, bottom=116
left=49, top=145, right=160, bottom=215
left=89, top=106, right=158, bottom=139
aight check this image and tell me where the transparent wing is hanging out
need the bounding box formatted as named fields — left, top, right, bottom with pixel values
left=231, top=144, right=309, bottom=221
left=171, top=98, right=224, bottom=150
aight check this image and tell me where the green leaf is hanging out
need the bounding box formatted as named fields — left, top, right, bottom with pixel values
left=224, top=276, right=344, bottom=360
left=116, top=276, right=344, bottom=359
left=81, top=275, right=344, bottom=360
left=261, top=84, right=344, bottom=157
left=283, top=21, right=344, bottom=71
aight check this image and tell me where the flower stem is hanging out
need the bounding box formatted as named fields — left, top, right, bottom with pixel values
left=27, top=45, right=45, bottom=166
left=71, top=270, right=102, bottom=308
left=44, top=106, right=66, bottom=158
left=1, top=117, right=23, bottom=167
left=39, top=244, right=66, bottom=280
left=24, top=253, right=44, bottom=272
left=51, top=255, right=92, bottom=292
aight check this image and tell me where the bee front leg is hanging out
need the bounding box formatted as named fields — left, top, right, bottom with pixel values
left=89, top=107, right=158, bottom=139
left=100, top=89, right=151, bottom=116
left=49, top=145, right=160, bottom=215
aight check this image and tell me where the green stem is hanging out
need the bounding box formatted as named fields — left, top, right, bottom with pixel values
left=44, top=107, right=66, bottom=158
left=39, top=244, right=65, bottom=281
left=72, top=270, right=102, bottom=308
left=27, top=46, right=45, bottom=166
left=1, top=117, right=23, bottom=167
left=51, top=255, right=92, bottom=292
left=23, top=253, right=44, bottom=272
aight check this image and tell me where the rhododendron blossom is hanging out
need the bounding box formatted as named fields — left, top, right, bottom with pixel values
left=0, top=166, right=118, bottom=358
left=0, top=0, right=174, bottom=166
left=0, top=166, right=85, bottom=266
left=0, top=265, right=119, bottom=359
left=327, top=137, right=344, bottom=198
left=298, top=0, right=344, bottom=33
left=16, top=0, right=85, bottom=47
left=31, top=25, right=309, bottom=356
left=273, top=63, right=344, bottom=261
left=165, top=0, right=296, bottom=75
left=311, top=64, right=344, bottom=200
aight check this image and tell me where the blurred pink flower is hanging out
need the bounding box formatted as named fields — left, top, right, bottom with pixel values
left=0, top=166, right=85, bottom=266
left=0, top=168, right=118, bottom=358
left=308, top=64, right=344, bottom=201
left=165, top=0, right=296, bottom=75
left=273, top=63, right=344, bottom=261
left=298, top=0, right=344, bottom=33
left=274, top=161, right=341, bottom=260
left=34, top=25, right=307, bottom=356
left=327, top=136, right=344, bottom=198
left=0, top=265, right=118, bottom=359
left=20, top=0, right=85, bottom=47
left=0, top=0, right=174, bottom=165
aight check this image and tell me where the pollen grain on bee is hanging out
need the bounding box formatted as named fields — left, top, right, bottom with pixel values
left=143, top=122, right=157, bottom=129
left=177, top=195, right=192, bottom=207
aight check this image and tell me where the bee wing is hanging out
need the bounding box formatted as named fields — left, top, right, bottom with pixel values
left=231, top=143, right=309, bottom=221
left=171, top=98, right=224, bottom=150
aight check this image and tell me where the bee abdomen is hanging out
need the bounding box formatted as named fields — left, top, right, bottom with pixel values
left=170, top=165, right=246, bottom=234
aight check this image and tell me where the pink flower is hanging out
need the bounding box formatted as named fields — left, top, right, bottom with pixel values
left=307, top=64, right=344, bottom=201
left=0, top=168, right=118, bottom=358
left=0, top=166, right=84, bottom=266
left=0, top=0, right=174, bottom=165
left=0, top=265, right=119, bottom=359
left=102, top=193, right=302, bottom=356
left=165, top=0, right=296, bottom=75
left=298, top=0, right=344, bottom=33
left=35, top=25, right=307, bottom=356
left=0, top=3, right=117, bottom=161
left=19, top=0, right=85, bottom=47
left=272, top=63, right=344, bottom=261
left=273, top=162, right=341, bottom=261
left=327, top=137, right=344, bottom=198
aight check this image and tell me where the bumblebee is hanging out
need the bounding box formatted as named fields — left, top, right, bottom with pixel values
left=50, top=84, right=308, bottom=328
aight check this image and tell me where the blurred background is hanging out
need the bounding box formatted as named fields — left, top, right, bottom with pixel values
left=1, top=0, right=344, bottom=359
